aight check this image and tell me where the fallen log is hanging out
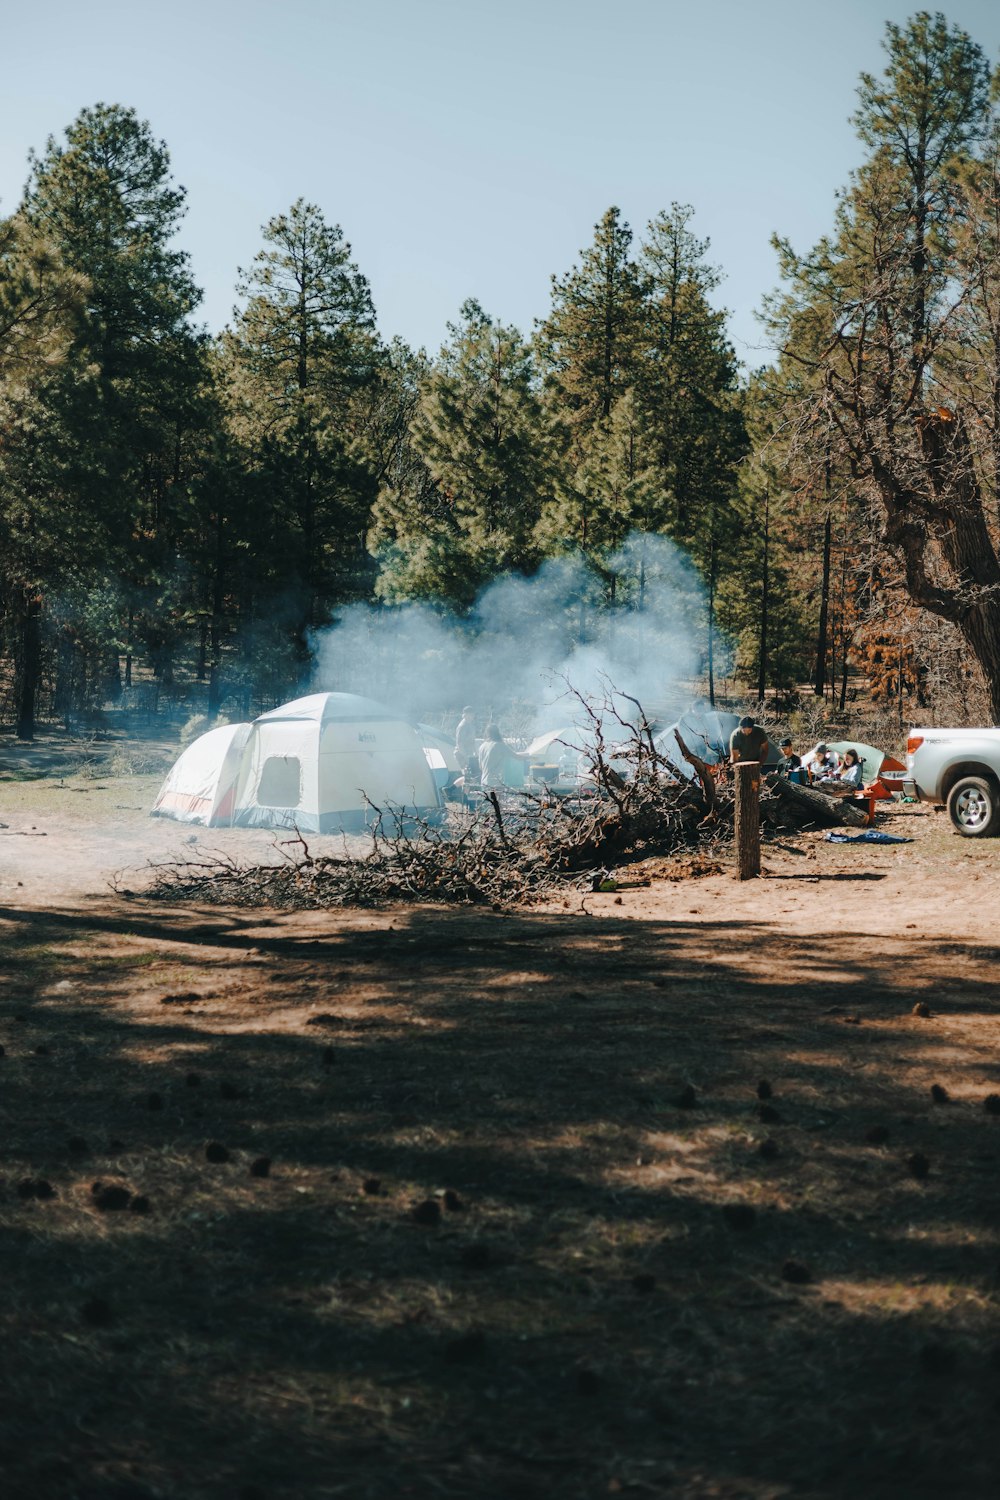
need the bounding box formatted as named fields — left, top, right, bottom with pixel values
left=765, top=774, right=868, bottom=828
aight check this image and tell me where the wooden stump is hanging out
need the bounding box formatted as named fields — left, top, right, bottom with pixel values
left=734, top=761, right=761, bottom=880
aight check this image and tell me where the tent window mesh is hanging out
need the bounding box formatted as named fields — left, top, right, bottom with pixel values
left=257, top=756, right=301, bottom=808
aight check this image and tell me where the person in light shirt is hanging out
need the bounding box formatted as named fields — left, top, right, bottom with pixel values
left=839, top=748, right=864, bottom=788
left=803, top=742, right=841, bottom=781
left=477, top=722, right=529, bottom=788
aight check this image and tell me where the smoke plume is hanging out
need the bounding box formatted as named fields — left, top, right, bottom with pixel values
left=310, top=533, right=720, bottom=734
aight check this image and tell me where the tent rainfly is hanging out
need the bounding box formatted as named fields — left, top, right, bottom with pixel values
left=152, top=692, right=441, bottom=832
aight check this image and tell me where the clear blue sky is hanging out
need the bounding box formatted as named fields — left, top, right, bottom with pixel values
left=3, top=1, right=999, bottom=368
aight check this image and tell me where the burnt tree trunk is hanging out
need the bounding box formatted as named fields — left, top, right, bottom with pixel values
left=674, top=729, right=719, bottom=819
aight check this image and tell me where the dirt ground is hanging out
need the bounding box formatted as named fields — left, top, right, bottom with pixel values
left=2, top=743, right=1000, bottom=1499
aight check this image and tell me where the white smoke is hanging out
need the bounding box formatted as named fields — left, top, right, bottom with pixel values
left=310, top=532, right=725, bottom=735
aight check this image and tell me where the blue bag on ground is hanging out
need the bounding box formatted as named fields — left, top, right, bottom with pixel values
left=825, top=829, right=911, bottom=844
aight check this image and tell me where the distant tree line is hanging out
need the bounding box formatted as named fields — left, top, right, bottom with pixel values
left=2, top=11, right=1000, bottom=738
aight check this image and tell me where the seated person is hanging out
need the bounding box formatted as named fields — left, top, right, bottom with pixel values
left=776, top=735, right=809, bottom=784
left=803, top=741, right=841, bottom=781
left=776, top=735, right=800, bottom=771
left=839, top=748, right=865, bottom=789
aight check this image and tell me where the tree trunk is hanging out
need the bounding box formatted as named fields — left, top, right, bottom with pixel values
left=54, top=630, right=76, bottom=729
left=814, top=510, right=832, bottom=696
left=707, top=531, right=717, bottom=708
left=124, top=608, right=134, bottom=689
left=733, top=762, right=761, bottom=880
left=197, top=617, right=208, bottom=681
left=838, top=640, right=849, bottom=712
left=907, top=411, right=1000, bottom=722
left=206, top=510, right=226, bottom=722
left=836, top=526, right=850, bottom=712
left=757, top=489, right=769, bottom=704
left=961, top=606, right=1000, bottom=724
left=15, top=596, right=42, bottom=741
left=104, top=651, right=122, bottom=704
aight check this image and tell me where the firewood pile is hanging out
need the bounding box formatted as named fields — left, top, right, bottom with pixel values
left=142, top=695, right=868, bottom=910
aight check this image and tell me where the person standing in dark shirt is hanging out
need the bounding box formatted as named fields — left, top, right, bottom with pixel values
left=729, top=716, right=770, bottom=765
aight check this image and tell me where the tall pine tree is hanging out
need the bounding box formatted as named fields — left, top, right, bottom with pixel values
left=222, top=199, right=381, bottom=663
left=4, top=104, right=206, bottom=734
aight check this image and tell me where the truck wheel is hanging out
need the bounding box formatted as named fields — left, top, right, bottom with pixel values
left=947, top=776, right=1000, bottom=837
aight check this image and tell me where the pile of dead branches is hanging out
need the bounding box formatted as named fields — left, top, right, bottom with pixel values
left=143, top=692, right=715, bottom=908
left=144, top=777, right=718, bottom=911
left=142, top=688, right=863, bottom=910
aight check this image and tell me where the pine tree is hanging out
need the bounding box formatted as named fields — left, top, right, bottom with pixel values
left=369, top=304, right=548, bottom=608
left=364, top=341, right=465, bottom=606
left=717, top=442, right=813, bottom=701
left=636, top=205, right=746, bottom=552
left=229, top=198, right=377, bottom=428
left=534, top=390, right=665, bottom=577
left=0, top=212, right=82, bottom=380
left=2, top=105, right=206, bottom=734
left=0, top=210, right=85, bottom=734
left=852, top=10, right=991, bottom=379
left=223, top=200, right=381, bottom=657
left=537, top=207, right=646, bottom=456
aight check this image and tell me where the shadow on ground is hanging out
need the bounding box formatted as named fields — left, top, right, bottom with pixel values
left=1, top=895, right=999, bottom=1500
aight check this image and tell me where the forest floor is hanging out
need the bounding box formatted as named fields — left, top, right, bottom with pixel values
left=2, top=734, right=1000, bottom=1499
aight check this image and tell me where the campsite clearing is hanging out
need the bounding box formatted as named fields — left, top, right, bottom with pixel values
left=2, top=758, right=1000, bottom=1499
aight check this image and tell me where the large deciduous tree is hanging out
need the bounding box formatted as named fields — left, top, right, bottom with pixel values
left=767, top=13, right=1000, bottom=717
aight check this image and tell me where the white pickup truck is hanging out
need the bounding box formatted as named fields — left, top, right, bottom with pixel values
left=905, top=728, right=1000, bottom=836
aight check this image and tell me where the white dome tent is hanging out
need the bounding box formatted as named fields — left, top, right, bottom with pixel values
left=152, top=722, right=252, bottom=825
left=152, top=692, right=441, bottom=833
